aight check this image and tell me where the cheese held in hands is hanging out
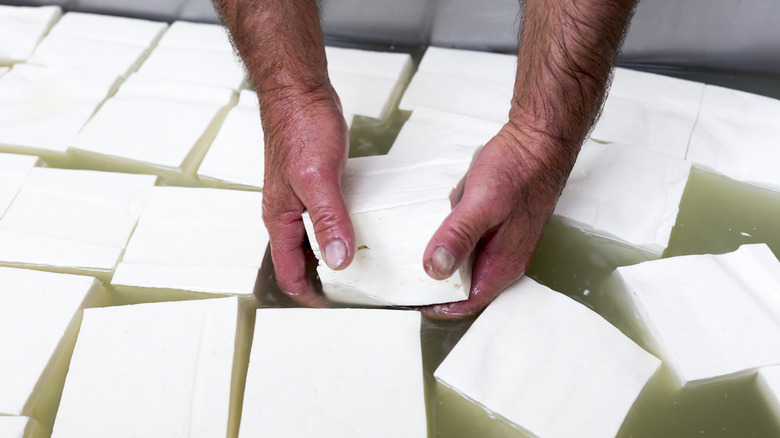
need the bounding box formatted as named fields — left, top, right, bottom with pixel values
left=303, top=145, right=477, bottom=306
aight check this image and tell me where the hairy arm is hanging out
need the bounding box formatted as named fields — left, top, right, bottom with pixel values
left=214, top=0, right=354, bottom=306
left=423, top=0, right=637, bottom=317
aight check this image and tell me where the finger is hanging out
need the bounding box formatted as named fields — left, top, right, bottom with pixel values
left=263, top=203, right=327, bottom=308
left=294, top=168, right=355, bottom=271
left=423, top=187, right=501, bottom=281
left=422, top=224, right=532, bottom=319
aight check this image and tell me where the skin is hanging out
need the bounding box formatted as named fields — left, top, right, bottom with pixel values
left=213, top=0, right=637, bottom=317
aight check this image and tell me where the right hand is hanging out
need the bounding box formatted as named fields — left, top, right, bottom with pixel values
left=260, top=85, right=355, bottom=306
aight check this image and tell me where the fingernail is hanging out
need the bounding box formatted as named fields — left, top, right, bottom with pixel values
left=323, top=240, right=348, bottom=269
left=430, top=246, right=456, bottom=278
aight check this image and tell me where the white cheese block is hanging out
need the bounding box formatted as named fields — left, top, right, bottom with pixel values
left=612, top=244, right=780, bottom=386
left=46, top=12, right=167, bottom=47
left=554, top=140, right=691, bottom=254
left=302, top=145, right=477, bottom=306
left=325, top=46, right=413, bottom=119
left=0, top=168, right=156, bottom=273
left=71, top=75, right=235, bottom=171
left=399, top=47, right=516, bottom=122
left=0, top=416, right=42, bottom=438
left=0, top=153, right=40, bottom=218
left=239, top=308, right=426, bottom=438
left=157, top=20, right=235, bottom=53
left=758, top=366, right=780, bottom=424
left=435, top=277, right=660, bottom=438
left=197, top=90, right=264, bottom=189
left=28, top=34, right=149, bottom=77
left=112, top=186, right=267, bottom=295
left=0, top=67, right=9, bottom=77
left=137, top=45, right=246, bottom=89
left=687, top=85, right=780, bottom=190
left=52, top=296, right=243, bottom=438
left=591, top=68, right=704, bottom=158
left=0, top=64, right=120, bottom=155
left=389, top=106, right=502, bottom=155
left=0, top=5, right=62, bottom=64
left=0, top=268, right=99, bottom=417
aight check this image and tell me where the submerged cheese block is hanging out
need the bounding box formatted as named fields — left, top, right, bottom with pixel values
left=137, top=45, right=246, bottom=89
left=197, top=90, right=264, bottom=189
left=611, top=244, right=780, bottom=386
left=591, top=68, right=704, bottom=158
left=0, top=64, right=120, bottom=155
left=554, top=140, right=691, bottom=254
left=0, top=268, right=99, bottom=417
left=28, top=34, right=149, bottom=77
left=71, top=74, right=235, bottom=172
left=0, top=416, right=43, bottom=438
left=157, top=20, right=235, bottom=53
left=435, top=277, right=660, bottom=438
left=0, top=168, right=156, bottom=273
left=687, top=85, right=780, bottom=190
left=758, top=366, right=780, bottom=424
left=112, top=186, right=267, bottom=295
left=0, top=5, right=61, bottom=64
left=389, top=106, right=502, bottom=154
left=399, top=47, right=516, bottom=122
left=239, top=308, right=426, bottom=438
left=0, top=153, right=40, bottom=218
left=52, top=297, right=244, bottom=438
left=303, top=145, right=477, bottom=306
left=46, top=12, right=167, bottom=47
left=325, top=46, right=412, bottom=119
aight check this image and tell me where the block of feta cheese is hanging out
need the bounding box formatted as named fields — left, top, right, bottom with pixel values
left=302, top=145, right=476, bottom=306
left=687, top=85, right=780, bottom=190
left=611, top=244, right=780, bottom=387
left=0, top=268, right=99, bottom=418
left=553, top=140, right=691, bottom=255
left=435, top=277, right=660, bottom=438
left=157, top=21, right=235, bottom=53
left=239, top=308, right=426, bottom=438
left=0, top=416, right=43, bottom=438
left=28, top=34, right=149, bottom=77
left=51, top=296, right=247, bottom=438
left=324, top=46, right=413, bottom=119
left=0, top=64, right=120, bottom=157
left=137, top=45, right=246, bottom=89
left=758, top=366, right=780, bottom=423
left=71, top=74, right=235, bottom=173
left=112, top=186, right=267, bottom=295
left=0, top=67, right=9, bottom=77
left=399, top=47, right=516, bottom=123
left=0, top=5, right=61, bottom=64
left=46, top=12, right=167, bottom=47
left=0, top=153, right=40, bottom=218
left=0, top=168, right=156, bottom=275
left=591, top=68, right=704, bottom=158
left=197, top=90, right=264, bottom=189
left=388, top=106, right=502, bottom=155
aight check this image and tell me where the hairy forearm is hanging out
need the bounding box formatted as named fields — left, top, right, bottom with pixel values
left=213, top=0, right=329, bottom=99
left=508, top=0, right=637, bottom=169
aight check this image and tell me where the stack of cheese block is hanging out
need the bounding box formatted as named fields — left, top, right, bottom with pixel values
left=303, top=145, right=477, bottom=306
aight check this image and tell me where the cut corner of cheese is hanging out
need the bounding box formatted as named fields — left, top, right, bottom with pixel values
left=239, top=307, right=426, bottom=438
left=612, top=243, right=780, bottom=387
left=757, top=365, right=780, bottom=423
left=434, top=276, right=660, bottom=438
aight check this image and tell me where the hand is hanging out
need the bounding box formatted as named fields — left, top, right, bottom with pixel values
left=260, top=86, right=355, bottom=306
left=421, top=125, right=574, bottom=318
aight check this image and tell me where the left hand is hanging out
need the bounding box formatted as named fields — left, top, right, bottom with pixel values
left=421, top=124, right=574, bottom=318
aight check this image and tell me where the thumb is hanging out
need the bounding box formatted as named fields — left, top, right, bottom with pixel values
left=423, top=192, right=498, bottom=280
left=296, top=171, right=355, bottom=271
